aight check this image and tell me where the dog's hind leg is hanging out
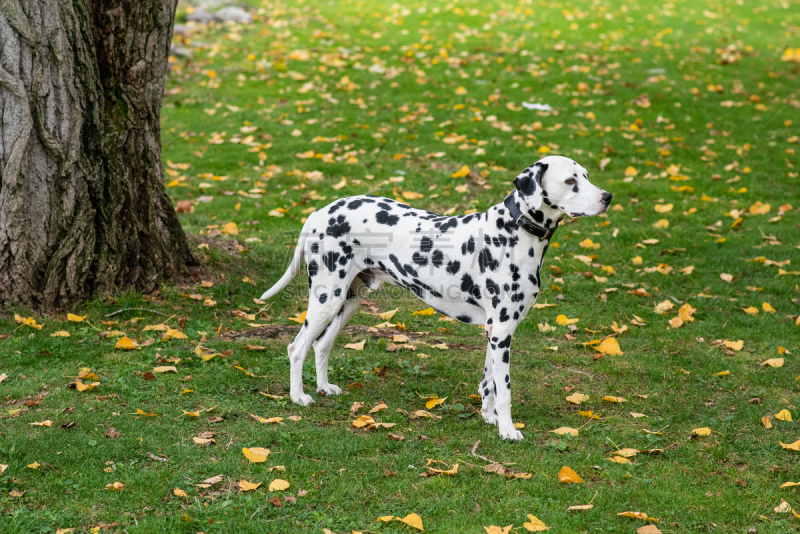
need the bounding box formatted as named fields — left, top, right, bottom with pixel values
left=288, top=277, right=353, bottom=406
left=312, top=276, right=367, bottom=396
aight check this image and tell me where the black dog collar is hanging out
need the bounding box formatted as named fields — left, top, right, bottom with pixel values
left=503, top=192, right=559, bottom=240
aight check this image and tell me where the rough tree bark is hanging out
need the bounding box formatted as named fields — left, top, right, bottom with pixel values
left=0, top=0, right=195, bottom=309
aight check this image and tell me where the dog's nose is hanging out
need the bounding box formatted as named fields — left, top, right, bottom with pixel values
left=601, top=192, right=613, bottom=205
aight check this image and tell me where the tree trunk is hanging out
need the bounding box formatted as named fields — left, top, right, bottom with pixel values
left=0, top=0, right=195, bottom=309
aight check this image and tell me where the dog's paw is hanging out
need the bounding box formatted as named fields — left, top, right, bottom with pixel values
left=499, top=426, right=524, bottom=441
left=291, top=393, right=315, bottom=406
left=317, top=383, right=342, bottom=396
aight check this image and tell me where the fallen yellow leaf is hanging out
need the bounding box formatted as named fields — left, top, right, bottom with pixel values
left=369, top=402, right=388, bottom=414
left=556, top=314, right=579, bottom=325
left=173, top=488, right=188, bottom=498
left=162, top=328, right=187, bottom=340
left=568, top=504, right=594, bottom=511
left=412, top=307, right=435, bottom=316
left=523, top=514, right=550, bottom=532
left=654, top=300, right=675, bottom=314
left=239, top=480, right=261, bottom=491
left=29, top=420, right=52, bottom=427
left=250, top=414, right=283, bottom=424
left=617, top=511, right=650, bottom=520
left=425, top=396, right=446, bottom=409
left=242, top=447, right=270, bottom=463
left=397, top=513, right=424, bottom=531
left=723, top=340, right=743, bottom=351
left=763, top=358, right=784, bottom=368
left=550, top=427, right=579, bottom=437
left=451, top=165, right=471, bottom=178
left=781, top=440, right=800, bottom=451
left=114, top=336, right=140, bottom=350
left=558, top=466, right=583, bottom=484
left=379, top=308, right=398, bottom=320
left=692, top=427, right=712, bottom=436
left=775, top=409, right=792, bottom=422
left=14, top=314, right=43, bottom=330
left=566, top=393, right=589, bottom=404
left=288, top=310, right=307, bottom=324
left=345, top=339, right=366, bottom=350
left=268, top=479, right=290, bottom=491
left=593, top=338, right=622, bottom=356
left=352, top=415, right=376, bottom=428
left=75, top=379, right=99, bottom=392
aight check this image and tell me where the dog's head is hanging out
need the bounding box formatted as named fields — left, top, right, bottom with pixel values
left=513, top=155, right=611, bottom=220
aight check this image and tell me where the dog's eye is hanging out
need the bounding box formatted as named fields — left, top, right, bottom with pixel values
left=565, top=178, right=577, bottom=185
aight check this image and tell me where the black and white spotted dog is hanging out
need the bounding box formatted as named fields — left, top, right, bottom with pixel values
left=261, top=155, right=612, bottom=440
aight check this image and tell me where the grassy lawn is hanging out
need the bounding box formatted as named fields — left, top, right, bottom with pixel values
left=2, top=0, right=800, bottom=532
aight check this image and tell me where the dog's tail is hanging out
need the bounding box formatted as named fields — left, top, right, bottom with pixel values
left=259, top=231, right=307, bottom=301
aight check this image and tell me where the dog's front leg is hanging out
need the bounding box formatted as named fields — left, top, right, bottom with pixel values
left=488, top=328, right=523, bottom=441
left=479, top=343, right=497, bottom=425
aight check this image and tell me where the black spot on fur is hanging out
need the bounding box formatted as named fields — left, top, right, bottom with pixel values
left=460, top=273, right=481, bottom=300
left=478, top=248, right=499, bottom=273
left=461, top=236, right=476, bottom=255
left=326, top=215, right=351, bottom=238
left=376, top=211, right=399, bottom=226
left=431, top=250, right=444, bottom=268
left=486, top=278, right=500, bottom=295
left=328, top=199, right=347, bottom=214
left=446, top=261, right=460, bottom=275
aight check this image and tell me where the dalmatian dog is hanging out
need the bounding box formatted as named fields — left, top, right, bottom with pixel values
left=260, top=155, right=612, bottom=440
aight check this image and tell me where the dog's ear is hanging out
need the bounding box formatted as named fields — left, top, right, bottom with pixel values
left=513, top=162, right=548, bottom=211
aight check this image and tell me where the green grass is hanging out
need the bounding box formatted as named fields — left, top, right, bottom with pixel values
left=2, top=0, right=800, bottom=532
